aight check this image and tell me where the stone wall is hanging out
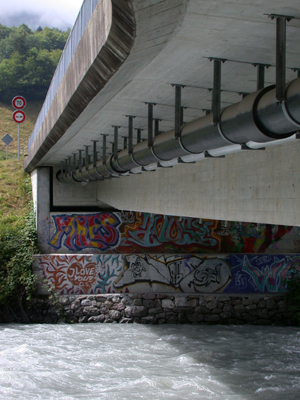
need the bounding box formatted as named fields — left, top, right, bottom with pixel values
left=26, top=293, right=294, bottom=326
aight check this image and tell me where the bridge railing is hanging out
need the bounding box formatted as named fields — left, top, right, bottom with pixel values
left=27, top=0, right=99, bottom=151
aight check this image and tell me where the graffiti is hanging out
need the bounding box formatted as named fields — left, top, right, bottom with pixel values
left=214, top=220, right=231, bottom=237
left=192, top=263, right=222, bottom=288
left=234, top=271, right=247, bottom=289
left=95, top=264, right=119, bottom=293
left=40, top=254, right=124, bottom=295
left=255, top=255, right=272, bottom=265
left=40, top=255, right=97, bottom=294
left=224, top=254, right=300, bottom=293
left=67, top=262, right=97, bottom=293
left=118, top=214, right=220, bottom=253
left=36, top=253, right=300, bottom=295
left=43, top=212, right=298, bottom=254
left=115, top=255, right=232, bottom=293
left=220, top=222, right=294, bottom=253
left=48, top=213, right=121, bottom=251
left=120, top=211, right=136, bottom=225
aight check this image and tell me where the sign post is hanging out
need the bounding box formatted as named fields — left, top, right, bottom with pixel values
left=1, top=133, right=14, bottom=160
left=12, top=96, right=26, bottom=160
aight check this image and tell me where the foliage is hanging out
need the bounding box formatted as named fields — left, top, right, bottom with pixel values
left=284, top=268, right=300, bottom=326
left=0, top=205, right=38, bottom=321
left=0, top=160, right=38, bottom=321
left=0, top=24, right=70, bottom=102
left=43, top=281, right=74, bottom=323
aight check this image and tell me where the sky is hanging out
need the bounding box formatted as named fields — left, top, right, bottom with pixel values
left=0, top=0, right=84, bottom=30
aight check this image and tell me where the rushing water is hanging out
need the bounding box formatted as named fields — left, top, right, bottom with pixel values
left=0, top=324, right=299, bottom=400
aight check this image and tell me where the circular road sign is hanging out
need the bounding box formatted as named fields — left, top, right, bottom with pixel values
left=12, top=96, right=26, bottom=110
left=12, top=110, right=26, bottom=124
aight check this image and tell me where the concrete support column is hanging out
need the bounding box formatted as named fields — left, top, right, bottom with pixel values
left=31, top=167, right=50, bottom=251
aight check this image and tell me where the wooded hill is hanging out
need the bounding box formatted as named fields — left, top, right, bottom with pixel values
left=0, top=23, right=69, bottom=102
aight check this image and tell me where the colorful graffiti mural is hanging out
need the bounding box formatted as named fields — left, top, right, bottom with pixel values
left=36, top=253, right=300, bottom=295
left=119, top=213, right=220, bottom=253
left=43, top=212, right=297, bottom=254
left=39, top=255, right=124, bottom=295
left=49, top=213, right=121, bottom=251
left=224, top=254, right=300, bottom=293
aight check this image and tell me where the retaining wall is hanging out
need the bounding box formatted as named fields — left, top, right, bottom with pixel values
left=26, top=293, right=294, bottom=326
left=33, top=253, right=300, bottom=296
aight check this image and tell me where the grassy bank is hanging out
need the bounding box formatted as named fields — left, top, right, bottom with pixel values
left=0, top=100, right=42, bottom=226
left=0, top=160, right=32, bottom=229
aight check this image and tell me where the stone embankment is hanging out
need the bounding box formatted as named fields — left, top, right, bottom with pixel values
left=27, top=293, right=294, bottom=325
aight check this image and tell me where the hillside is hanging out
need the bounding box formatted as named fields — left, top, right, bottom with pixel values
left=0, top=100, right=42, bottom=159
left=0, top=100, right=42, bottom=228
left=0, top=160, right=32, bottom=229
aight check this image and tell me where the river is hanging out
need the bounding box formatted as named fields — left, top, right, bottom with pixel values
left=0, top=324, right=299, bottom=399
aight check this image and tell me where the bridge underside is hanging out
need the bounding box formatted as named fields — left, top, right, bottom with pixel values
left=26, top=0, right=300, bottom=226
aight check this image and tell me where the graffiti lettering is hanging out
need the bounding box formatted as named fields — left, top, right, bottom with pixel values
left=224, top=254, right=300, bottom=293
left=130, top=258, right=147, bottom=278
left=44, top=212, right=297, bottom=254
left=49, top=213, right=121, bottom=251
left=193, top=264, right=222, bottom=287
left=234, top=271, right=247, bottom=289
left=119, top=214, right=220, bottom=253
left=36, top=253, right=300, bottom=295
left=254, top=255, right=272, bottom=265
left=115, top=255, right=231, bottom=293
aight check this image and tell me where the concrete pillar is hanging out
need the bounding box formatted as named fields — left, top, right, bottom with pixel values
left=31, top=168, right=51, bottom=252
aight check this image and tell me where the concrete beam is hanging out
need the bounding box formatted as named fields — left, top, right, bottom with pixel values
left=25, top=0, right=135, bottom=173
left=96, top=139, right=300, bottom=226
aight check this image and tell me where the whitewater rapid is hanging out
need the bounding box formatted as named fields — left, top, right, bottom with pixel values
left=0, top=324, right=299, bottom=399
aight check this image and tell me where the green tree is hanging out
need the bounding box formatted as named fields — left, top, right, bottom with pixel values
left=0, top=24, right=12, bottom=40
left=0, top=23, right=69, bottom=102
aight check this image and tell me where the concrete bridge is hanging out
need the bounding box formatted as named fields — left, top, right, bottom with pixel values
left=26, top=0, right=300, bottom=227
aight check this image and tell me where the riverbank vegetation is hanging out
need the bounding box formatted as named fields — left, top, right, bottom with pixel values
left=0, top=98, right=41, bottom=321
left=0, top=160, right=38, bottom=321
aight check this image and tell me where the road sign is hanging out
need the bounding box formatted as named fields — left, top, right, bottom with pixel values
left=1, top=133, right=13, bottom=146
left=1, top=133, right=13, bottom=160
left=12, top=96, right=26, bottom=110
left=12, top=110, right=26, bottom=124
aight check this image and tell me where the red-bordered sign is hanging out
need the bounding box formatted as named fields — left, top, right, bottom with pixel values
left=12, top=96, right=26, bottom=110
left=12, top=110, right=26, bottom=124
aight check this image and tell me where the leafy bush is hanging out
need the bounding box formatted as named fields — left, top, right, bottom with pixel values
left=0, top=206, right=38, bottom=321
left=284, top=269, right=300, bottom=326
